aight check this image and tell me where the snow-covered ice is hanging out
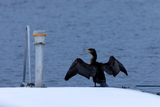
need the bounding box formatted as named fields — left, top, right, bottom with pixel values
left=0, top=87, right=160, bottom=107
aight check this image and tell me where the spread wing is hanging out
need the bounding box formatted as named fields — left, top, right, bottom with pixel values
left=64, top=58, right=96, bottom=81
left=101, top=56, right=128, bottom=77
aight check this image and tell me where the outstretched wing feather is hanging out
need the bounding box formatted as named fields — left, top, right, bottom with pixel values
left=115, top=58, right=128, bottom=76
left=101, top=56, right=128, bottom=77
left=65, top=58, right=96, bottom=80
left=100, top=63, right=113, bottom=75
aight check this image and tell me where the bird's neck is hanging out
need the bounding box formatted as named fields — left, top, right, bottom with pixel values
left=89, top=54, right=97, bottom=64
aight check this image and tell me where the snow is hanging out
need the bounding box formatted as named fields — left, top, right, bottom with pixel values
left=0, top=87, right=160, bottom=107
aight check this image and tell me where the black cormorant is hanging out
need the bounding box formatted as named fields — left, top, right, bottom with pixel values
left=64, top=48, right=128, bottom=87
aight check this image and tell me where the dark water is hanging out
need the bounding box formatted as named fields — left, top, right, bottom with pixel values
left=0, top=0, right=160, bottom=93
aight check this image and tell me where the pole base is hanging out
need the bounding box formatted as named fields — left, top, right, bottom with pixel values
left=20, top=82, right=35, bottom=87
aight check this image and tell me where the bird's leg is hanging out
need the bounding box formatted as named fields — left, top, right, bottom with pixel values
left=94, top=82, right=96, bottom=87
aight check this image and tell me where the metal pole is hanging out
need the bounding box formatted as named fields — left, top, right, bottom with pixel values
left=22, top=27, right=28, bottom=83
left=26, top=26, right=32, bottom=83
left=33, top=30, right=46, bottom=87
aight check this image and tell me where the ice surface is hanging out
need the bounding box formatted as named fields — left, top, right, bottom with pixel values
left=0, top=87, right=160, bottom=107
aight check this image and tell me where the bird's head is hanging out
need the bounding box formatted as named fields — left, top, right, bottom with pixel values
left=87, top=48, right=97, bottom=56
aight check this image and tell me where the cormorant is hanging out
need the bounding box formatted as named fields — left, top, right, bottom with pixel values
left=64, top=48, right=128, bottom=87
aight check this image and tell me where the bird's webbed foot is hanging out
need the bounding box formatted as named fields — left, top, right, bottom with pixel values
left=100, top=83, right=109, bottom=87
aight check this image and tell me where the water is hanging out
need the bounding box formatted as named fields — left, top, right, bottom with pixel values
left=0, top=0, right=160, bottom=93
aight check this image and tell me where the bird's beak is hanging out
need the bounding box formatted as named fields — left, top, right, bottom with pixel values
left=87, top=50, right=91, bottom=53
